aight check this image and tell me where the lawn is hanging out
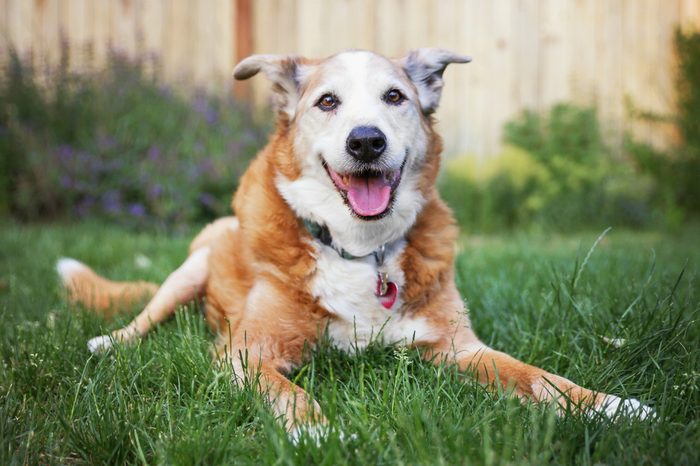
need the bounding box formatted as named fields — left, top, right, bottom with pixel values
left=1, top=221, right=698, bottom=465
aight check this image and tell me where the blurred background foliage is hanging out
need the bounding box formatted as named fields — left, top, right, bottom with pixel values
left=440, top=29, right=700, bottom=233
left=623, top=29, right=700, bottom=225
left=0, top=46, right=269, bottom=231
left=440, top=105, right=656, bottom=232
left=1, top=29, right=699, bottom=233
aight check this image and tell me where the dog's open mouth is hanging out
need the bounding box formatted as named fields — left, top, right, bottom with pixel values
left=323, top=161, right=403, bottom=219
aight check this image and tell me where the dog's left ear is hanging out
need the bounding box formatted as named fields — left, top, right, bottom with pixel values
left=398, top=48, right=471, bottom=115
left=234, top=54, right=313, bottom=119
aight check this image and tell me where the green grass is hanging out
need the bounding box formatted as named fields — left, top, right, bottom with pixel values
left=1, top=221, right=698, bottom=465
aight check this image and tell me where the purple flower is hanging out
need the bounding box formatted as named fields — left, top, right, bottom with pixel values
left=147, top=145, right=161, bottom=161
left=101, top=190, right=122, bottom=214
left=206, top=109, right=218, bottom=125
left=59, top=175, right=73, bottom=188
left=193, top=95, right=219, bottom=126
left=199, top=193, right=217, bottom=209
left=56, top=145, right=75, bottom=162
left=128, top=203, right=146, bottom=217
left=193, top=95, right=208, bottom=115
left=195, top=158, right=214, bottom=177
left=149, top=184, right=163, bottom=199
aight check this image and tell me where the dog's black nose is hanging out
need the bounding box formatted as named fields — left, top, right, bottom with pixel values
left=346, top=126, right=387, bottom=162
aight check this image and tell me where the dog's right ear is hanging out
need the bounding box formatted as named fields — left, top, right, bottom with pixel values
left=234, top=54, right=312, bottom=119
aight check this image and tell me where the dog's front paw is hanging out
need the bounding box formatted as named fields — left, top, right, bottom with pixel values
left=595, top=395, right=656, bottom=421
left=289, top=423, right=327, bottom=446
left=288, top=424, right=355, bottom=446
left=87, top=327, right=139, bottom=354
left=87, top=335, right=114, bottom=353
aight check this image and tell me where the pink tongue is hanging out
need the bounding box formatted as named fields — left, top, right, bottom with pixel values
left=347, top=175, right=392, bottom=216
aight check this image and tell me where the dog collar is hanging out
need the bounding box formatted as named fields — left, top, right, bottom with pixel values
left=302, top=219, right=367, bottom=260
left=302, top=218, right=400, bottom=309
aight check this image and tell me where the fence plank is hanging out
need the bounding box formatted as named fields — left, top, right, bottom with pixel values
left=137, top=0, right=164, bottom=59
left=6, top=0, right=33, bottom=58
left=375, top=0, right=404, bottom=57
left=1, top=0, right=696, bottom=157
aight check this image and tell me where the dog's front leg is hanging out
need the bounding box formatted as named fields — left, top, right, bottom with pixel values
left=211, top=276, right=328, bottom=440
left=425, top=330, right=654, bottom=419
left=219, top=347, right=327, bottom=440
left=258, top=362, right=327, bottom=437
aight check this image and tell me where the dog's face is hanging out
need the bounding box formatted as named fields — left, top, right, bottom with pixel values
left=234, top=49, right=470, bottom=255
left=293, top=51, right=425, bottom=221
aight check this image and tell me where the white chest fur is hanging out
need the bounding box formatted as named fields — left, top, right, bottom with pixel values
left=310, top=241, right=436, bottom=350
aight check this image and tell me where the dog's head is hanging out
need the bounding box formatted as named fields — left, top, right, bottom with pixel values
left=234, top=49, right=470, bottom=255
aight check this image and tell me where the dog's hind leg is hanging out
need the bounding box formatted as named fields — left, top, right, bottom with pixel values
left=81, top=217, right=238, bottom=353
left=87, top=246, right=210, bottom=353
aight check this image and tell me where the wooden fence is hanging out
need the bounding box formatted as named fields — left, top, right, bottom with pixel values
left=2, top=0, right=700, bottom=157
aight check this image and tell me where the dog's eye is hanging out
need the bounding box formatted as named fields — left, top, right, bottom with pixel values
left=384, top=89, right=405, bottom=105
left=317, top=93, right=339, bottom=111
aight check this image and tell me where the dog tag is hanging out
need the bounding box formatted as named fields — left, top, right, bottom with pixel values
left=377, top=271, right=389, bottom=295
left=375, top=273, right=398, bottom=309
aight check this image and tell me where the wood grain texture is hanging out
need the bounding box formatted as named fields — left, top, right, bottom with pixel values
left=2, top=0, right=696, bottom=156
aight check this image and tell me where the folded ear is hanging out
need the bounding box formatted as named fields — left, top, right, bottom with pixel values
left=233, top=54, right=310, bottom=119
left=398, top=48, right=471, bottom=115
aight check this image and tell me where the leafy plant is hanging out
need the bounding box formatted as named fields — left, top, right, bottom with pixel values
left=625, top=28, right=700, bottom=223
left=0, top=46, right=268, bottom=229
left=441, top=104, right=654, bottom=232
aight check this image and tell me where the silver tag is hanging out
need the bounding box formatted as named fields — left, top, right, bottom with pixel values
left=378, top=271, right=389, bottom=296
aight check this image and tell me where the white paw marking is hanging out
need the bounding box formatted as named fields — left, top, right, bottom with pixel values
left=87, top=335, right=114, bottom=353
left=597, top=395, right=656, bottom=421
left=56, top=257, right=87, bottom=282
left=601, top=336, right=627, bottom=348
left=288, top=424, right=356, bottom=446
left=289, top=424, right=328, bottom=446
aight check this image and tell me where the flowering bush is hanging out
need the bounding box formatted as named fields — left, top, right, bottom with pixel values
left=0, top=48, right=269, bottom=229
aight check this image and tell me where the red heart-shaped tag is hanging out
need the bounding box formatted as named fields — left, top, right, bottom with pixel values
left=376, top=280, right=398, bottom=309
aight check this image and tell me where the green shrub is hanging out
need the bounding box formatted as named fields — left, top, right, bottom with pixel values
left=505, top=104, right=605, bottom=167
left=625, top=28, right=700, bottom=224
left=440, top=104, right=655, bottom=232
left=0, top=47, right=268, bottom=229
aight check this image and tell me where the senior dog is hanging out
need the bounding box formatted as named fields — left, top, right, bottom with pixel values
left=59, top=49, right=653, bottom=439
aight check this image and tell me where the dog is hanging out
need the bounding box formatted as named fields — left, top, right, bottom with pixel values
left=57, top=48, right=653, bottom=439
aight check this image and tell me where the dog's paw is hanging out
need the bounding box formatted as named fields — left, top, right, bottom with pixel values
left=288, top=424, right=355, bottom=446
left=87, top=335, right=114, bottom=353
left=87, top=327, right=139, bottom=354
left=56, top=257, right=88, bottom=283
left=289, top=423, right=329, bottom=446
left=595, top=395, right=656, bottom=421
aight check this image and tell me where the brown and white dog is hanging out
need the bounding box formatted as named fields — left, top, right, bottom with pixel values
left=58, top=49, right=652, bottom=439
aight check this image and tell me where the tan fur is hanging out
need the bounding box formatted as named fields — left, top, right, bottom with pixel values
left=60, top=262, right=157, bottom=318
left=64, top=50, right=648, bottom=433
